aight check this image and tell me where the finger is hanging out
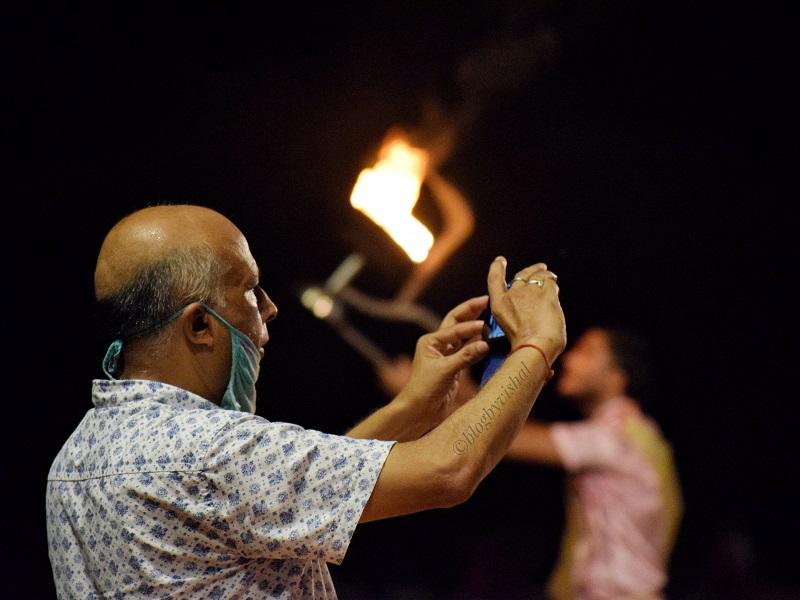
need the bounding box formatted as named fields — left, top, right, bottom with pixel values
left=428, top=320, right=484, bottom=346
left=517, top=262, right=547, bottom=275
left=510, top=268, right=558, bottom=289
left=533, top=272, right=559, bottom=292
left=438, top=339, right=490, bottom=373
left=528, top=270, right=557, bottom=282
left=440, top=295, right=489, bottom=329
left=512, top=262, right=548, bottom=282
left=487, top=256, right=509, bottom=301
left=425, top=320, right=485, bottom=351
left=540, top=271, right=558, bottom=288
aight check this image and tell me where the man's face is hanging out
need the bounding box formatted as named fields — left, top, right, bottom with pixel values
left=555, top=328, right=616, bottom=400
left=217, top=237, right=278, bottom=359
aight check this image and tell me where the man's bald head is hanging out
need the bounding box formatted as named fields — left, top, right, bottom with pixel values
left=95, top=204, right=244, bottom=300
left=93, top=204, right=257, bottom=347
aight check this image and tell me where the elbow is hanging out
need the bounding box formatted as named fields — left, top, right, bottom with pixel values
left=384, top=438, right=487, bottom=513
left=433, top=454, right=483, bottom=508
left=445, top=480, right=479, bottom=509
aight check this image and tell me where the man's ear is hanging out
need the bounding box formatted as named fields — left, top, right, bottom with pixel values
left=180, top=303, right=216, bottom=347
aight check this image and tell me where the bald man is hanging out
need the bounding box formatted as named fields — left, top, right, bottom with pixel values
left=46, top=204, right=566, bottom=599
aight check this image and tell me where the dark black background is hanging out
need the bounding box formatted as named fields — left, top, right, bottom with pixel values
left=8, top=4, right=797, bottom=598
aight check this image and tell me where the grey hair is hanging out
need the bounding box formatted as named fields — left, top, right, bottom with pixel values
left=95, top=243, right=227, bottom=345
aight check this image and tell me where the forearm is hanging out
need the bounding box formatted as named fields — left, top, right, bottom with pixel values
left=430, top=346, right=553, bottom=484
left=345, top=393, right=435, bottom=442
left=361, top=345, right=554, bottom=522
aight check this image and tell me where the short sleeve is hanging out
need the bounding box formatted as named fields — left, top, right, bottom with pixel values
left=550, top=420, right=627, bottom=471
left=204, top=419, right=394, bottom=565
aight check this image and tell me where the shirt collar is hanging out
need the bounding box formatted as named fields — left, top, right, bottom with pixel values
left=589, top=395, right=641, bottom=422
left=91, top=378, right=218, bottom=411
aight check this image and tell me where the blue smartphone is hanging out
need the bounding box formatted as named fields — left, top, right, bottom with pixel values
left=478, top=282, right=511, bottom=388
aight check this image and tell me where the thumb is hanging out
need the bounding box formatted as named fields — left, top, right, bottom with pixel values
left=441, top=339, right=489, bottom=375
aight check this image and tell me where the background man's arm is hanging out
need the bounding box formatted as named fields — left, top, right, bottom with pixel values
left=505, top=420, right=563, bottom=466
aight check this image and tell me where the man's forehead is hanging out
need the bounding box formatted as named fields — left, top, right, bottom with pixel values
left=221, top=240, right=260, bottom=279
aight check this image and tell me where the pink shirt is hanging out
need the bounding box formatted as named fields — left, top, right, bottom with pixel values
left=549, top=396, right=682, bottom=600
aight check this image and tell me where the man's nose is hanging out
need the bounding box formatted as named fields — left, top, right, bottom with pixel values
left=258, top=288, right=278, bottom=323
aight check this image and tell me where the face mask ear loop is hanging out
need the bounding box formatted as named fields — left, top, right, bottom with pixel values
left=100, top=306, right=188, bottom=382
left=202, top=304, right=242, bottom=412
left=102, top=339, right=123, bottom=380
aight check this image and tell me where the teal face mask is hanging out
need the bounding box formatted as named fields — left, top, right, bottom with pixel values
left=102, top=303, right=260, bottom=414
left=203, top=305, right=260, bottom=414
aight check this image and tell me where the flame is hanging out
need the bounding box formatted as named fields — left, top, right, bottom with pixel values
left=350, top=137, right=434, bottom=263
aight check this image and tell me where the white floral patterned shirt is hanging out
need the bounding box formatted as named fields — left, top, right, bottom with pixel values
left=47, top=379, right=394, bottom=599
